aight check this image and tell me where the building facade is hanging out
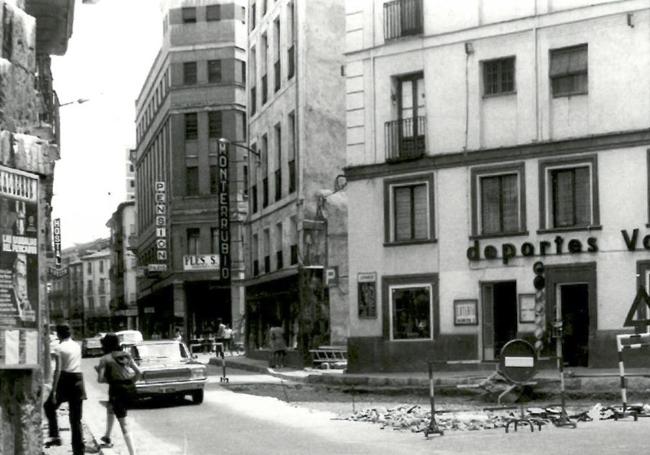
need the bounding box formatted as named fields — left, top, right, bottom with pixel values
left=80, top=249, right=112, bottom=334
left=245, top=0, right=348, bottom=361
left=344, top=0, right=650, bottom=372
left=107, top=201, right=138, bottom=330
left=134, top=0, right=248, bottom=340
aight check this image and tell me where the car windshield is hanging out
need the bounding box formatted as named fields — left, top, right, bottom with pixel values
left=132, top=343, right=188, bottom=361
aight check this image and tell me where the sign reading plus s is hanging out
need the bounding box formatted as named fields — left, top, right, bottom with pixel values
left=218, top=142, right=230, bottom=281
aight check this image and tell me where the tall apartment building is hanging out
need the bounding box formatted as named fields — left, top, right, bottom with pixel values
left=134, top=0, right=248, bottom=339
left=344, top=0, right=650, bottom=372
left=126, top=148, right=136, bottom=201
left=107, top=201, right=138, bottom=330
left=80, top=248, right=112, bottom=334
left=245, top=0, right=347, bottom=361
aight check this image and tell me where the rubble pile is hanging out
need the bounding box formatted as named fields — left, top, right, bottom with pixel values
left=345, top=402, right=650, bottom=433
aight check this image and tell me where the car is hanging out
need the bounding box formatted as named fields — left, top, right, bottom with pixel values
left=116, top=329, right=143, bottom=346
left=82, top=333, right=106, bottom=357
left=127, top=340, right=207, bottom=404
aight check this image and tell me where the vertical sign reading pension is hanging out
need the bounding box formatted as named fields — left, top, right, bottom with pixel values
left=53, top=218, right=62, bottom=266
left=218, top=142, right=230, bottom=281
left=155, top=181, right=168, bottom=267
left=0, top=165, right=39, bottom=367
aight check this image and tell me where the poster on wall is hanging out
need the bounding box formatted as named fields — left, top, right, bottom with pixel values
left=0, top=165, right=38, bottom=328
left=358, top=272, right=377, bottom=318
left=453, top=299, right=478, bottom=326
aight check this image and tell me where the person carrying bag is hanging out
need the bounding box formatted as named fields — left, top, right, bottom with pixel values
left=96, top=333, right=142, bottom=455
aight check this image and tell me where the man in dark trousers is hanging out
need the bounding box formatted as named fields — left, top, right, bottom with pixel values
left=44, top=323, right=87, bottom=454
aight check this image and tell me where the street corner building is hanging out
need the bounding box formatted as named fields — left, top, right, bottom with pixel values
left=0, top=0, right=76, bottom=453
left=344, top=0, right=650, bottom=373
left=134, top=0, right=248, bottom=340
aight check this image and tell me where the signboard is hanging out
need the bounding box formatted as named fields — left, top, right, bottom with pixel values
left=217, top=142, right=231, bottom=281
left=358, top=272, right=377, bottom=318
left=623, top=286, right=650, bottom=330
left=154, top=181, right=167, bottom=268
left=498, top=339, right=537, bottom=384
left=453, top=299, right=478, bottom=326
left=183, top=254, right=220, bottom=271
left=0, top=165, right=39, bottom=368
left=518, top=294, right=536, bottom=323
left=147, top=263, right=167, bottom=273
left=53, top=218, right=61, bottom=266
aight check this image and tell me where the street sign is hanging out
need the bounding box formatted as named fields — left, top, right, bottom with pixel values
left=623, top=286, right=650, bottom=329
left=499, top=339, right=537, bottom=384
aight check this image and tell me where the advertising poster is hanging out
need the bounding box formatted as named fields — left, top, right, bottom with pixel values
left=0, top=165, right=38, bottom=329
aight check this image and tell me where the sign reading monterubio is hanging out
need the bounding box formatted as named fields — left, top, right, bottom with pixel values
left=183, top=254, right=220, bottom=271
left=217, top=141, right=230, bottom=281
left=0, top=165, right=38, bottom=329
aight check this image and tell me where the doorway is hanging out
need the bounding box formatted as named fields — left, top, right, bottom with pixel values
left=559, top=283, right=590, bottom=367
left=482, top=281, right=518, bottom=360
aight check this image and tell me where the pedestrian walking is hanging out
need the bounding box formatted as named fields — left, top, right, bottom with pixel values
left=223, top=324, right=233, bottom=355
left=96, top=333, right=142, bottom=455
left=215, top=318, right=227, bottom=355
left=44, top=323, right=87, bottom=455
left=269, top=322, right=287, bottom=368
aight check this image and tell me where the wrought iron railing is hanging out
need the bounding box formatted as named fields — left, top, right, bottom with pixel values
left=385, top=116, right=426, bottom=162
left=384, top=0, right=423, bottom=41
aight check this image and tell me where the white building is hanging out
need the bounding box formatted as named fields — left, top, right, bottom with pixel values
left=80, top=249, right=112, bottom=334
left=344, top=0, right=650, bottom=371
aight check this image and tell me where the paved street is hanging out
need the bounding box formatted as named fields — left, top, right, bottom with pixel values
left=74, top=358, right=650, bottom=455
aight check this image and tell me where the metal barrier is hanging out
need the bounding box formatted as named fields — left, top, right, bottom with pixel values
left=615, top=333, right=650, bottom=420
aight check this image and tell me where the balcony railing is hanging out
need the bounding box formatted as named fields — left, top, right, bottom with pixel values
left=250, top=86, right=257, bottom=115
left=384, top=0, right=423, bottom=41
left=274, top=169, right=282, bottom=201
left=287, top=45, right=295, bottom=79
left=261, top=74, right=268, bottom=105
left=274, top=60, right=281, bottom=92
left=385, top=116, right=426, bottom=162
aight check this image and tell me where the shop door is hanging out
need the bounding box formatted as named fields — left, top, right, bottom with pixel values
left=482, top=281, right=517, bottom=361
left=559, top=283, right=589, bottom=367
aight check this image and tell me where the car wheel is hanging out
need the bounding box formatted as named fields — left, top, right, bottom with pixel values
left=191, top=390, right=204, bottom=405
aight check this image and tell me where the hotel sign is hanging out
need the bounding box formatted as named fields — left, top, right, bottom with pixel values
left=217, top=142, right=230, bottom=281
left=154, top=181, right=168, bottom=264
left=183, top=254, right=220, bottom=271
left=53, top=218, right=61, bottom=266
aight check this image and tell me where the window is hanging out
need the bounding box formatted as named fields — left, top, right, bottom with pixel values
left=207, top=60, right=222, bottom=83
left=183, top=62, right=197, bottom=85
left=252, top=234, right=259, bottom=275
left=263, top=229, right=270, bottom=273
left=471, top=164, right=526, bottom=236
left=390, top=285, right=432, bottom=340
left=252, top=185, right=258, bottom=213
left=236, top=60, right=246, bottom=85
left=99, top=278, right=105, bottom=294
left=87, top=262, right=92, bottom=274
left=250, top=2, right=256, bottom=30
left=550, top=44, right=588, bottom=97
left=99, top=260, right=104, bottom=273
left=384, top=174, right=434, bottom=243
left=383, top=0, right=423, bottom=40
left=275, top=223, right=283, bottom=269
left=483, top=57, right=515, bottom=96
left=211, top=228, right=219, bottom=254
left=185, top=113, right=198, bottom=140
left=206, top=4, right=221, bottom=21
left=208, top=111, right=222, bottom=138
left=262, top=0, right=267, bottom=15
left=2, top=4, right=13, bottom=60
left=186, top=166, right=199, bottom=196
left=187, top=228, right=200, bottom=255
left=210, top=165, right=218, bottom=194
left=386, top=73, right=426, bottom=161
left=86, top=280, right=93, bottom=293
left=182, top=7, right=196, bottom=23
left=539, top=155, right=599, bottom=230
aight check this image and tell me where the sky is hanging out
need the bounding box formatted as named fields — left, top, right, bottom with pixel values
left=51, top=0, right=163, bottom=248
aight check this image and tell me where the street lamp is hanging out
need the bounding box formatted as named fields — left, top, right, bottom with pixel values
left=217, top=137, right=261, bottom=162
left=58, top=98, right=89, bottom=107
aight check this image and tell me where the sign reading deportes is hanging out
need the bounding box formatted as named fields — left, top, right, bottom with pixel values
left=0, top=165, right=39, bottom=367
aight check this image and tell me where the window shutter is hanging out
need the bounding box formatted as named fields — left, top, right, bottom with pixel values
left=501, top=174, right=519, bottom=232
left=480, top=176, right=501, bottom=234
left=574, top=166, right=591, bottom=225
left=394, top=186, right=411, bottom=240
left=413, top=184, right=428, bottom=239
left=553, top=169, right=574, bottom=227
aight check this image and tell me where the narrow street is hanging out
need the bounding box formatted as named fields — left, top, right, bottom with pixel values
left=78, top=359, right=650, bottom=455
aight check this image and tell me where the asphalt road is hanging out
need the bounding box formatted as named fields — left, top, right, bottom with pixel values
left=80, top=358, right=650, bottom=455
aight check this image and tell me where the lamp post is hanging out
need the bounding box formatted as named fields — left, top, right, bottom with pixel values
left=217, top=137, right=261, bottom=161
left=58, top=98, right=90, bottom=107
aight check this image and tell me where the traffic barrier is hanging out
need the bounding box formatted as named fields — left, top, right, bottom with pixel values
left=615, top=333, right=650, bottom=420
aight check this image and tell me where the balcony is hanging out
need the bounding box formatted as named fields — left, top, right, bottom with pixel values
left=274, top=59, right=281, bottom=92
left=385, top=116, right=426, bottom=162
left=383, top=0, right=423, bottom=41
left=274, top=169, right=282, bottom=202
left=261, top=74, right=268, bottom=105
left=250, top=86, right=257, bottom=116
left=287, top=45, right=295, bottom=80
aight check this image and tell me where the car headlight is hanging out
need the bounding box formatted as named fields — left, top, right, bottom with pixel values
left=190, top=367, right=206, bottom=380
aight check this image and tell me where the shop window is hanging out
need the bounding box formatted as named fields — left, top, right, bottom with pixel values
left=471, top=163, right=526, bottom=237
left=390, top=285, right=432, bottom=340
left=539, top=155, right=599, bottom=231
left=483, top=57, right=515, bottom=96
left=550, top=44, right=588, bottom=97
left=383, top=173, right=435, bottom=244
